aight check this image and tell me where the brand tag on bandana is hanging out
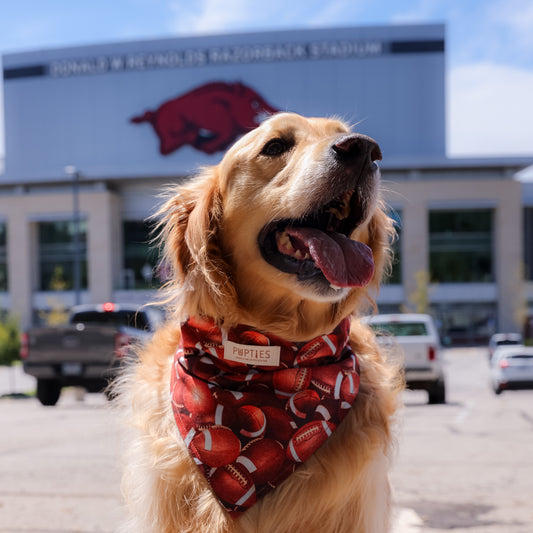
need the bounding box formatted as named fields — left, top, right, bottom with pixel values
left=223, top=340, right=281, bottom=366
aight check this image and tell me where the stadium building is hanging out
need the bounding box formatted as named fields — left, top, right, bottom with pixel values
left=2, top=23, right=533, bottom=342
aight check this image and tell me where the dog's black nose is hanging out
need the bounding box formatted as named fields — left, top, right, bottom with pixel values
left=332, top=134, right=382, bottom=164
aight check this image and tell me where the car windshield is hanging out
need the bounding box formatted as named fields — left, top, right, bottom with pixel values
left=72, top=310, right=149, bottom=330
left=369, top=322, right=428, bottom=337
left=496, top=339, right=521, bottom=346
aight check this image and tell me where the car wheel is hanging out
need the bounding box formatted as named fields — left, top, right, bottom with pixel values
left=36, top=379, right=61, bottom=406
left=493, top=385, right=503, bottom=395
left=428, top=379, right=446, bottom=404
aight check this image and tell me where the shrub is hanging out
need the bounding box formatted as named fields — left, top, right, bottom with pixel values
left=0, top=315, right=21, bottom=366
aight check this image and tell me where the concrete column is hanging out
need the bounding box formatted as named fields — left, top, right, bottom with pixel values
left=400, top=196, right=428, bottom=307
left=495, top=180, right=524, bottom=332
left=6, top=208, right=34, bottom=330
left=84, top=191, right=121, bottom=304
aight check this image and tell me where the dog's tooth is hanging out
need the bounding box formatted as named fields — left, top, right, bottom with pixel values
left=330, top=284, right=342, bottom=291
left=294, top=249, right=303, bottom=259
left=276, top=230, right=295, bottom=254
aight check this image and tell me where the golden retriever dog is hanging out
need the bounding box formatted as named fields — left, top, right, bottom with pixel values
left=119, top=112, right=401, bottom=533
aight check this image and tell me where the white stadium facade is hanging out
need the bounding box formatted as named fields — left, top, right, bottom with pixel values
left=2, top=23, right=533, bottom=343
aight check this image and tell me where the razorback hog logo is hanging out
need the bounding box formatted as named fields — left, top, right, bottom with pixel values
left=130, top=81, right=279, bottom=155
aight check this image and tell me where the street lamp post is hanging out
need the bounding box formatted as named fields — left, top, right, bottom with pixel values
left=64, top=166, right=82, bottom=306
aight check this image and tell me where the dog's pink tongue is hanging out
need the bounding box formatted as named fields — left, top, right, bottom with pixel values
left=285, top=227, right=374, bottom=287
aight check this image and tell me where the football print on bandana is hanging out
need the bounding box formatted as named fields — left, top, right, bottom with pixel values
left=170, top=316, right=360, bottom=517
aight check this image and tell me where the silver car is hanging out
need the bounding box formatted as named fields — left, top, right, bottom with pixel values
left=490, top=345, right=533, bottom=394
left=488, top=332, right=523, bottom=361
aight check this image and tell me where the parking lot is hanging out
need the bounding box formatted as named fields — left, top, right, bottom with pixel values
left=1, top=348, right=532, bottom=533
left=391, top=347, right=533, bottom=532
left=1, top=384, right=123, bottom=533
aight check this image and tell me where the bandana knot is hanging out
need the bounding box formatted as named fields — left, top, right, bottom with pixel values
left=170, top=316, right=360, bottom=517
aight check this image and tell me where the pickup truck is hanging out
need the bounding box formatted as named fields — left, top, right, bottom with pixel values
left=363, top=313, right=447, bottom=404
left=20, top=302, right=163, bottom=406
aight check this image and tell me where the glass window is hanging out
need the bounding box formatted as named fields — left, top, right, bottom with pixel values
left=432, top=302, right=497, bottom=345
left=429, top=209, right=493, bottom=282
left=38, top=220, right=87, bottom=290
left=123, top=221, right=161, bottom=289
left=0, top=223, right=7, bottom=291
left=384, top=209, right=402, bottom=284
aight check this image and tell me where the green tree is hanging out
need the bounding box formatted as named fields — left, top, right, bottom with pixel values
left=402, top=270, right=436, bottom=314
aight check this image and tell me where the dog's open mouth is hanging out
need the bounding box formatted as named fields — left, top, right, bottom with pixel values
left=258, top=190, right=374, bottom=288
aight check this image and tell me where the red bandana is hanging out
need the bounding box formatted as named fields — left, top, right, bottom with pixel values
left=170, top=316, right=360, bottom=517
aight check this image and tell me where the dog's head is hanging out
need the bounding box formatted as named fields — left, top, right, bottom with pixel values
left=157, top=113, right=394, bottom=339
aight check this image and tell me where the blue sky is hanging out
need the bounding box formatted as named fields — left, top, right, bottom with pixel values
left=1, top=0, right=533, bottom=160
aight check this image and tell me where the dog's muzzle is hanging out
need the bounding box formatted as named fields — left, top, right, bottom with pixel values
left=258, top=133, right=381, bottom=289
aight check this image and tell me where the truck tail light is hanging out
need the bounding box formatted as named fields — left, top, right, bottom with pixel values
left=103, top=302, right=116, bottom=312
left=428, top=345, right=436, bottom=361
left=20, top=333, right=29, bottom=359
left=115, top=332, right=132, bottom=358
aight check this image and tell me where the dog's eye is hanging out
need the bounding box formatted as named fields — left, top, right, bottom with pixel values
left=260, top=138, right=292, bottom=157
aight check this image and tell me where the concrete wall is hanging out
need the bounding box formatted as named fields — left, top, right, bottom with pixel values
left=382, top=177, right=524, bottom=332
left=0, top=173, right=526, bottom=336
left=1, top=188, right=121, bottom=329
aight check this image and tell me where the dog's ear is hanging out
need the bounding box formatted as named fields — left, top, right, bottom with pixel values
left=155, top=167, right=237, bottom=318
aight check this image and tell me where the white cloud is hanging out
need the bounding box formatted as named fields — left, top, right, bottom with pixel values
left=389, top=0, right=444, bottom=24
left=487, top=0, right=533, bottom=53
left=305, top=0, right=365, bottom=27
left=168, top=0, right=258, bottom=35
left=166, top=0, right=365, bottom=35
left=448, top=62, right=533, bottom=157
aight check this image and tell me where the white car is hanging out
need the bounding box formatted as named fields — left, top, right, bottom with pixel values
left=490, top=345, right=533, bottom=394
left=363, top=313, right=446, bottom=404
left=488, top=333, right=523, bottom=361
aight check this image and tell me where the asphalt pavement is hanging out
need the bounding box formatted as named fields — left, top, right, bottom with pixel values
left=0, top=365, right=420, bottom=533
left=2, top=350, right=532, bottom=533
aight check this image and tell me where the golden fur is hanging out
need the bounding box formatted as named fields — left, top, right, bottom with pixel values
left=119, top=113, right=402, bottom=533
